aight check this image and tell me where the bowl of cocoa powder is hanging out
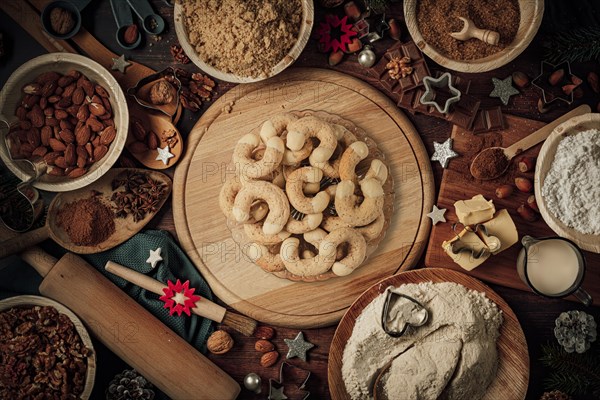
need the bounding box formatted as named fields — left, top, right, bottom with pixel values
left=0, top=53, right=128, bottom=192
left=174, top=0, right=314, bottom=83
left=404, top=0, right=544, bottom=73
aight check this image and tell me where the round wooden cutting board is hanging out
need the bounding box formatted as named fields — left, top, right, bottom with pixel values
left=173, top=68, right=434, bottom=328
left=328, top=268, right=529, bottom=400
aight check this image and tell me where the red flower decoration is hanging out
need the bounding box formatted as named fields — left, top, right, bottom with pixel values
left=159, top=279, right=201, bottom=317
left=316, top=14, right=358, bottom=53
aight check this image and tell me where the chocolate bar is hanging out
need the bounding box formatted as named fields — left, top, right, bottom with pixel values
left=368, top=41, right=430, bottom=94
left=471, top=107, right=506, bottom=133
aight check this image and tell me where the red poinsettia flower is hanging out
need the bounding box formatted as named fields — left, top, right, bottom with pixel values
left=316, top=14, right=358, bottom=53
left=159, top=279, right=201, bottom=317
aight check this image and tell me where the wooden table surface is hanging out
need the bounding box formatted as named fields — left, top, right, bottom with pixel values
left=1, top=1, right=599, bottom=399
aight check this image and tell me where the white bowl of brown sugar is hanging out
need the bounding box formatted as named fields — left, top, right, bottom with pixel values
left=174, top=0, right=314, bottom=83
left=404, top=0, right=544, bottom=73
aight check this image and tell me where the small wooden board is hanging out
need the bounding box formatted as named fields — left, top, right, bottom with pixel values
left=425, top=114, right=600, bottom=302
left=173, top=68, right=435, bottom=328
left=328, top=268, right=529, bottom=400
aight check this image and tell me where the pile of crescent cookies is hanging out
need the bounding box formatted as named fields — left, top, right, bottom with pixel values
left=219, top=112, right=389, bottom=279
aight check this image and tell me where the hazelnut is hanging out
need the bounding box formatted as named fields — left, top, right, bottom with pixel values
left=548, top=69, right=565, bottom=86
left=207, top=330, right=234, bottom=355
left=527, top=195, right=539, bottom=212
left=588, top=72, right=600, bottom=94
left=328, top=50, right=344, bottom=66
left=517, top=204, right=537, bottom=222
left=495, top=184, right=514, bottom=199
left=515, top=177, right=533, bottom=193
left=50, top=7, right=75, bottom=35
left=149, top=80, right=175, bottom=105
left=518, top=156, right=536, bottom=173
left=388, top=18, right=401, bottom=41
left=512, top=71, right=530, bottom=89
left=260, top=351, right=279, bottom=368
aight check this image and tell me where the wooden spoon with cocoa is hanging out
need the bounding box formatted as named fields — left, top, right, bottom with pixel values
left=470, top=104, right=590, bottom=180
left=0, top=168, right=171, bottom=258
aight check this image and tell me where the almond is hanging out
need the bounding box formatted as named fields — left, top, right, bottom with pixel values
left=41, top=81, right=57, bottom=97
left=67, top=70, right=81, bottom=79
left=49, top=138, right=66, bottom=152
left=55, top=156, right=68, bottom=169
left=128, top=141, right=148, bottom=153
left=57, top=97, right=72, bottom=109
left=100, top=126, right=116, bottom=145
left=57, top=75, right=74, bottom=88
left=515, top=177, right=533, bottom=193
left=253, top=326, right=275, bottom=340
left=95, top=84, right=109, bottom=98
left=54, top=109, right=68, bottom=120
left=132, top=120, right=148, bottom=141
left=39, top=97, right=48, bottom=109
left=28, top=105, right=44, bottom=128
left=86, top=116, right=104, bottom=132
left=101, top=97, right=112, bottom=115
left=41, top=126, right=52, bottom=146
left=35, top=71, right=61, bottom=84
left=44, top=107, right=55, bottom=117
left=20, top=120, right=32, bottom=130
left=72, top=87, right=85, bottom=105
left=81, top=79, right=94, bottom=97
left=59, top=119, right=73, bottom=131
left=46, top=117, right=59, bottom=127
left=16, top=106, right=27, bottom=120
left=67, top=167, right=86, bottom=178
left=93, top=145, right=108, bottom=161
left=75, top=125, right=91, bottom=145
left=26, top=129, right=40, bottom=147
left=89, top=102, right=106, bottom=116
left=77, top=154, right=87, bottom=168
left=23, top=95, right=40, bottom=109
left=77, top=104, right=90, bottom=122
left=255, top=340, right=275, bottom=353
left=85, top=143, right=93, bottom=157
left=64, top=143, right=76, bottom=166
left=260, top=351, right=279, bottom=368
left=44, top=151, right=61, bottom=165
left=48, top=95, right=61, bottom=104
left=62, top=83, right=76, bottom=98
left=146, top=130, right=159, bottom=149
left=47, top=166, right=65, bottom=176
left=54, top=86, right=64, bottom=96
left=32, top=146, right=48, bottom=157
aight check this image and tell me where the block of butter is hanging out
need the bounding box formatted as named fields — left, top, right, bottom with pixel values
left=482, top=209, right=518, bottom=254
left=442, top=229, right=490, bottom=271
left=454, top=194, right=495, bottom=226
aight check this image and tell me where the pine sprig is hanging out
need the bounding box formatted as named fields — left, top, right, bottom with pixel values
left=540, top=341, right=600, bottom=397
left=543, top=26, right=600, bottom=64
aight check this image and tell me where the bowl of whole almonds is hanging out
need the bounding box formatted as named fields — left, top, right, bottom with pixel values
left=0, top=53, right=128, bottom=192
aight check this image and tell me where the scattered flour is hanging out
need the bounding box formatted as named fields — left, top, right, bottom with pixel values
left=341, top=282, right=503, bottom=400
left=542, top=129, right=600, bottom=235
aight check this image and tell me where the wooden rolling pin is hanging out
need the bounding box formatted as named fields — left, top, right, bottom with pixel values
left=20, top=247, right=240, bottom=400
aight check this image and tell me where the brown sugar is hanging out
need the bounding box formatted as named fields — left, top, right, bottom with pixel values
left=416, top=0, right=520, bottom=60
left=56, top=196, right=115, bottom=246
left=471, top=147, right=509, bottom=180
left=182, top=0, right=302, bottom=78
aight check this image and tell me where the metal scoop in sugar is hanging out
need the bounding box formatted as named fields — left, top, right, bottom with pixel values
left=381, top=287, right=429, bottom=338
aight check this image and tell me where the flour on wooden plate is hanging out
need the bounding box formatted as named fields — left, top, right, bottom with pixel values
left=341, top=282, right=503, bottom=400
left=542, top=129, right=600, bottom=235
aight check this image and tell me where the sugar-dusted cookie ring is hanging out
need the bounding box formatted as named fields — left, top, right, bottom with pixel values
left=335, top=178, right=384, bottom=226
left=364, top=159, right=388, bottom=185
left=233, top=133, right=284, bottom=179
left=233, top=181, right=290, bottom=235
left=246, top=242, right=285, bottom=272
left=286, top=166, right=330, bottom=214
left=280, top=229, right=334, bottom=276
left=285, top=213, right=323, bottom=234
left=318, top=227, right=367, bottom=276
left=286, top=116, right=337, bottom=163
left=339, top=141, right=369, bottom=183
left=309, top=124, right=358, bottom=179
left=219, top=178, right=269, bottom=223
left=244, top=222, right=291, bottom=245
left=259, top=112, right=299, bottom=144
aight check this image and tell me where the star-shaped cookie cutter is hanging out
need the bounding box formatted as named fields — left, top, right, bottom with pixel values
left=268, top=362, right=311, bottom=400
left=532, top=60, right=581, bottom=105
left=419, top=72, right=461, bottom=114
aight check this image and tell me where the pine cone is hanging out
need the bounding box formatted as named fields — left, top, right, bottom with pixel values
left=106, top=369, right=155, bottom=400
left=539, top=390, right=572, bottom=400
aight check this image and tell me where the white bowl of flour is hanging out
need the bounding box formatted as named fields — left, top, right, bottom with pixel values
left=536, top=113, right=600, bottom=253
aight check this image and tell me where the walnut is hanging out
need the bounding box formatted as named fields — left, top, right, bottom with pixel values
left=207, top=330, right=234, bottom=354
left=170, top=44, right=190, bottom=64
left=386, top=56, right=413, bottom=80
left=49, top=7, right=75, bottom=35
left=149, top=80, right=175, bottom=105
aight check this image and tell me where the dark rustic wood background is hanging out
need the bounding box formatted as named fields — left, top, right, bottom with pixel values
left=1, top=1, right=599, bottom=399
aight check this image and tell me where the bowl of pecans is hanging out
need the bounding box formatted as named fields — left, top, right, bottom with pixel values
left=0, top=53, right=128, bottom=192
left=0, top=295, right=96, bottom=399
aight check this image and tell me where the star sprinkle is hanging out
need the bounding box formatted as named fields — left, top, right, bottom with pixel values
left=268, top=385, right=288, bottom=400
left=489, top=76, right=519, bottom=106
left=427, top=205, right=447, bottom=225
left=146, top=247, right=163, bottom=269
left=431, top=138, right=459, bottom=168
left=284, top=332, right=314, bottom=362
left=155, top=145, right=174, bottom=165
left=159, top=279, right=201, bottom=316
left=111, top=54, right=131, bottom=73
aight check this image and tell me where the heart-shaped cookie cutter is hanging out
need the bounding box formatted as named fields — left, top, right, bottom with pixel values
left=450, top=222, right=501, bottom=258
left=381, top=286, right=429, bottom=338
left=127, top=67, right=182, bottom=121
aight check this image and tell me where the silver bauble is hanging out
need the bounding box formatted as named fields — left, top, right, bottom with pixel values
left=358, top=45, right=376, bottom=68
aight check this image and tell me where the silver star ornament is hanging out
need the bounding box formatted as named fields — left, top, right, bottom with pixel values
left=111, top=54, right=132, bottom=73
left=489, top=76, right=519, bottom=106
left=431, top=138, right=459, bottom=168
left=284, top=332, right=314, bottom=362
left=427, top=205, right=447, bottom=225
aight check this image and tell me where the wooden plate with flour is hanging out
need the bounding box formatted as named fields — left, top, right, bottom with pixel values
left=328, top=268, right=529, bottom=400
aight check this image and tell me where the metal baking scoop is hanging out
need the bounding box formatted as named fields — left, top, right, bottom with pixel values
left=41, top=0, right=93, bottom=40
left=126, top=0, right=165, bottom=35
left=381, top=287, right=429, bottom=338
left=110, top=0, right=141, bottom=49
left=0, top=169, right=171, bottom=259
left=450, top=17, right=499, bottom=46
left=470, top=104, right=590, bottom=180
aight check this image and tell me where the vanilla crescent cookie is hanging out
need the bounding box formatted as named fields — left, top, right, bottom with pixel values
left=319, top=227, right=367, bottom=276
left=335, top=178, right=384, bottom=226
left=339, top=141, right=369, bottom=183
left=280, top=228, right=334, bottom=276
left=233, top=181, right=290, bottom=235
left=233, top=133, right=284, bottom=179
left=246, top=242, right=285, bottom=272
left=244, top=222, right=291, bottom=245
left=285, top=213, right=323, bottom=234
left=356, top=212, right=386, bottom=242
left=310, top=124, right=358, bottom=179
left=285, top=166, right=330, bottom=214
left=286, top=116, right=337, bottom=163
left=364, top=159, right=388, bottom=185
left=259, top=112, right=298, bottom=144
left=219, top=178, right=269, bottom=223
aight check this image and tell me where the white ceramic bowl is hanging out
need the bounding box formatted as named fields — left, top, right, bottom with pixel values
left=174, top=1, right=314, bottom=83
left=0, top=53, right=128, bottom=192
left=0, top=295, right=96, bottom=399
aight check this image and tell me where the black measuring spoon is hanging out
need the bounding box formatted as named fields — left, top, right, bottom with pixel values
left=110, top=0, right=141, bottom=49
left=126, top=0, right=165, bottom=35
left=41, top=0, right=93, bottom=40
